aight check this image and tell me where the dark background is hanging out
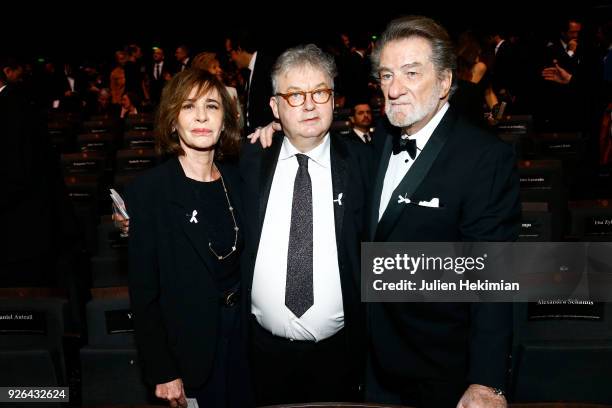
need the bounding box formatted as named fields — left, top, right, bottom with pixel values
left=3, top=2, right=611, bottom=63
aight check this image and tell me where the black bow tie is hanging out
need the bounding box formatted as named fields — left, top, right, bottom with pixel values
left=392, top=136, right=417, bottom=159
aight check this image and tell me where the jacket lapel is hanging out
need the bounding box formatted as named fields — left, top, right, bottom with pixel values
left=330, top=134, right=348, bottom=246
left=374, top=109, right=456, bottom=241
left=369, top=121, right=398, bottom=240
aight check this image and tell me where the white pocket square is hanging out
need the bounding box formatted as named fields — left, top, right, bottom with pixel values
left=417, top=197, right=440, bottom=208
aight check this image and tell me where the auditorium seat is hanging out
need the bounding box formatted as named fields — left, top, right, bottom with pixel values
left=82, top=118, right=115, bottom=134
left=80, top=287, right=151, bottom=406
left=115, top=149, right=158, bottom=174
left=518, top=160, right=567, bottom=240
left=77, top=132, right=115, bottom=153
left=123, top=130, right=155, bottom=150
left=61, top=151, right=107, bottom=176
left=125, top=114, right=154, bottom=132
left=90, top=216, right=128, bottom=288
left=0, top=288, right=70, bottom=385
left=568, top=199, right=612, bottom=242
left=511, top=302, right=612, bottom=404
left=533, top=132, right=585, bottom=162
left=520, top=202, right=552, bottom=242
left=495, top=114, right=534, bottom=159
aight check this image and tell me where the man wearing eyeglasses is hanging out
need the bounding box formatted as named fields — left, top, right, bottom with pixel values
left=239, top=43, right=372, bottom=406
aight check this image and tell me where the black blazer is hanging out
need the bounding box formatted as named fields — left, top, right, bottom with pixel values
left=244, top=52, right=275, bottom=135
left=368, top=108, right=521, bottom=390
left=344, top=129, right=371, bottom=145
left=341, top=51, right=372, bottom=106
left=239, top=133, right=372, bottom=373
left=148, top=62, right=170, bottom=105
left=126, top=157, right=243, bottom=388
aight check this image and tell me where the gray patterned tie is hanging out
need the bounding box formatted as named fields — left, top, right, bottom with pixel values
left=285, top=153, right=314, bottom=317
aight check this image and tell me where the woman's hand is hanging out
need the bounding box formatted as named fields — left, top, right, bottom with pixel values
left=111, top=212, right=130, bottom=237
left=155, top=378, right=188, bottom=408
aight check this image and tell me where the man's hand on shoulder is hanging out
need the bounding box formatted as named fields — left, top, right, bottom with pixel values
left=247, top=121, right=282, bottom=148
left=456, top=384, right=506, bottom=408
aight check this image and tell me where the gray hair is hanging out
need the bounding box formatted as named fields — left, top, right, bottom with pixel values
left=371, top=15, right=457, bottom=96
left=271, top=44, right=337, bottom=93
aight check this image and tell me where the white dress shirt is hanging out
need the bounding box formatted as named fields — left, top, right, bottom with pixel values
left=251, top=133, right=344, bottom=342
left=154, top=61, right=164, bottom=79
left=245, top=51, right=257, bottom=127
left=560, top=39, right=576, bottom=58
left=494, top=39, right=505, bottom=55
left=379, top=103, right=449, bottom=221
left=66, top=76, right=75, bottom=92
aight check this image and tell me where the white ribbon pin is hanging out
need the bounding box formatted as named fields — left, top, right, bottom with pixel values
left=189, top=210, right=198, bottom=223
left=334, top=193, right=343, bottom=206
left=398, top=194, right=411, bottom=204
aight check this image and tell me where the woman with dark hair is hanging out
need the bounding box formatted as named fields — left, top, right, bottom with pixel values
left=453, top=30, right=501, bottom=126
left=119, top=91, right=140, bottom=118
left=126, top=69, right=251, bottom=408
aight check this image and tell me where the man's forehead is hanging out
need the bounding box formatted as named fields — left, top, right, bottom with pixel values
left=354, top=104, right=371, bottom=112
left=280, top=65, right=331, bottom=88
left=380, top=37, right=433, bottom=67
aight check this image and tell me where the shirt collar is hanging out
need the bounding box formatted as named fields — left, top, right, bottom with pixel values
left=353, top=128, right=367, bottom=137
left=248, top=51, right=257, bottom=72
left=0, top=85, right=6, bottom=94
left=401, top=102, right=449, bottom=152
left=279, top=132, right=331, bottom=168
left=353, top=128, right=369, bottom=142
left=495, top=39, right=505, bottom=54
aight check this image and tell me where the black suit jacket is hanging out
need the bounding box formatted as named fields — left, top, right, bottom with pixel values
left=148, top=62, right=170, bottom=105
left=172, top=58, right=192, bottom=75
left=344, top=129, right=372, bottom=145
left=491, top=40, right=519, bottom=96
left=368, top=108, right=521, bottom=390
left=126, top=157, right=243, bottom=388
left=545, top=40, right=580, bottom=74
left=341, top=51, right=372, bottom=107
left=239, top=133, right=372, bottom=374
left=244, top=52, right=275, bottom=135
